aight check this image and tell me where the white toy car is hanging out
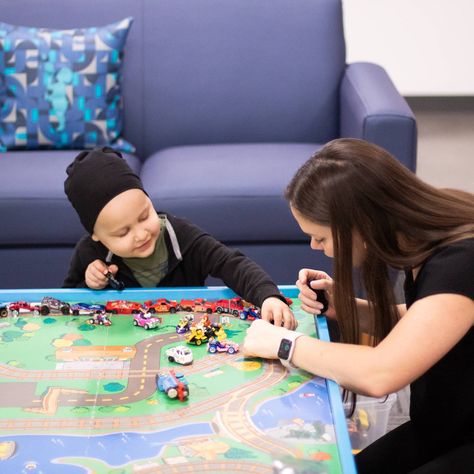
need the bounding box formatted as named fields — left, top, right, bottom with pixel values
left=166, top=345, right=193, bottom=365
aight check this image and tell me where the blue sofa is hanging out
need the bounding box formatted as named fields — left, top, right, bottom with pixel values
left=0, top=0, right=417, bottom=289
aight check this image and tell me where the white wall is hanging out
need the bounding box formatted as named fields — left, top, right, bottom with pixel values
left=343, top=0, right=474, bottom=96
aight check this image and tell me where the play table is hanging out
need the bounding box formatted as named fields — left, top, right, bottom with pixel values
left=0, top=286, right=356, bottom=473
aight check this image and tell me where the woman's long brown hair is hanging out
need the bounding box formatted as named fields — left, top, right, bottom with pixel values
left=286, top=137, right=474, bottom=361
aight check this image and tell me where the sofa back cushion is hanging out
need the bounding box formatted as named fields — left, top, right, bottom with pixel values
left=143, top=0, right=346, bottom=156
left=0, top=0, right=346, bottom=158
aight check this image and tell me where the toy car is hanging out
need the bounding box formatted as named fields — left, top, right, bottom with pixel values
left=87, top=311, right=112, bottom=326
left=207, top=338, right=239, bottom=354
left=5, top=301, right=40, bottom=317
left=179, top=298, right=216, bottom=313
left=105, top=300, right=144, bottom=314
left=203, top=322, right=224, bottom=339
left=185, top=327, right=208, bottom=346
left=70, top=302, right=105, bottom=316
left=39, top=296, right=71, bottom=315
left=239, top=306, right=261, bottom=321
left=144, top=298, right=179, bottom=314
left=176, top=314, right=194, bottom=334
left=166, top=345, right=193, bottom=365
left=156, top=370, right=189, bottom=401
left=214, top=297, right=244, bottom=316
left=133, top=311, right=161, bottom=330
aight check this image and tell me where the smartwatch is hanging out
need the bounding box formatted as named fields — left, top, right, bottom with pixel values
left=278, top=331, right=304, bottom=369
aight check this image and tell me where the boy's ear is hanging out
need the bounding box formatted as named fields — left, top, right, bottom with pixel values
left=91, top=233, right=99, bottom=242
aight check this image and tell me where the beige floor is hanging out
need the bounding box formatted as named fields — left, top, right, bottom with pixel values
left=386, top=97, right=473, bottom=432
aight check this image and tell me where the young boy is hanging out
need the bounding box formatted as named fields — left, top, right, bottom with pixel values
left=64, top=147, right=296, bottom=329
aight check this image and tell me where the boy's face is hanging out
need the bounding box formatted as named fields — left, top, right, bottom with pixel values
left=92, top=189, right=161, bottom=258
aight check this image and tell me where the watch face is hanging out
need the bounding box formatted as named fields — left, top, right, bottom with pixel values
left=278, top=338, right=292, bottom=360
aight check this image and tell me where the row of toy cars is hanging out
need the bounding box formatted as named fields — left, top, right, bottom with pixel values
left=0, top=295, right=272, bottom=321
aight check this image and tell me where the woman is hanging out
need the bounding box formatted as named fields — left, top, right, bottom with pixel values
left=243, top=138, right=474, bottom=473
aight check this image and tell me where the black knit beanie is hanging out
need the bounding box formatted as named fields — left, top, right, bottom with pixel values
left=65, top=147, right=145, bottom=234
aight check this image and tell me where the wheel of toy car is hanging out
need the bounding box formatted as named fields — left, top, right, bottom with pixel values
left=144, top=324, right=150, bottom=330
left=133, top=319, right=138, bottom=326
left=208, top=345, right=217, bottom=354
left=109, top=309, right=118, bottom=314
left=88, top=318, right=94, bottom=324
left=99, top=320, right=104, bottom=325
left=72, top=309, right=80, bottom=316
left=132, top=309, right=140, bottom=314
left=167, top=388, right=178, bottom=399
left=232, top=310, right=239, bottom=317
left=206, top=308, right=213, bottom=314
left=228, top=346, right=236, bottom=354
left=11, top=309, right=19, bottom=317
left=183, top=306, right=192, bottom=312
left=168, top=355, right=175, bottom=362
left=148, top=308, right=156, bottom=314
left=170, top=307, right=176, bottom=314
left=40, top=306, right=50, bottom=316
left=33, top=308, right=40, bottom=316
left=0, top=308, right=7, bottom=318
left=196, top=339, right=202, bottom=346
left=216, top=307, right=223, bottom=313
left=61, top=305, right=70, bottom=315
left=239, top=312, right=246, bottom=320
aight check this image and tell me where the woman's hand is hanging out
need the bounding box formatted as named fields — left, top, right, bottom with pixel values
left=261, top=297, right=298, bottom=330
left=243, top=319, right=297, bottom=359
left=85, top=259, right=118, bottom=290
left=296, top=268, right=336, bottom=318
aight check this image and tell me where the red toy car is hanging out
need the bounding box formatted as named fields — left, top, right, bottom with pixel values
left=144, top=298, right=179, bottom=314
left=105, top=300, right=143, bottom=314
left=214, top=297, right=244, bottom=316
left=179, top=298, right=216, bottom=313
left=2, top=301, right=40, bottom=317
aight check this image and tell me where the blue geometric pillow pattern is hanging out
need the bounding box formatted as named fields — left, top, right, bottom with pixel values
left=0, top=18, right=135, bottom=153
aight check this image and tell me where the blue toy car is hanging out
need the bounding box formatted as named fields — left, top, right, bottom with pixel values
left=239, top=306, right=261, bottom=321
left=70, top=302, right=106, bottom=316
left=156, top=370, right=189, bottom=401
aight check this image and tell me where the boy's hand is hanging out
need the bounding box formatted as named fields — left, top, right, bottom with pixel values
left=85, top=260, right=119, bottom=290
left=296, top=268, right=336, bottom=318
left=261, top=297, right=297, bottom=330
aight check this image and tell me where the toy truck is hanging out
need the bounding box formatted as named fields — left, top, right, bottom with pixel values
left=214, top=297, right=244, bottom=316
left=39, top=296, right=71, bottom=315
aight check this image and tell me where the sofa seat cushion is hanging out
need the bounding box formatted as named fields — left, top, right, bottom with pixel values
left=0, top=150, right=141, bottom=244
left=141, top=143, right=320, bottom=242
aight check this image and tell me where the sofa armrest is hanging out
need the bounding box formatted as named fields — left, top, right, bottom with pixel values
left=340, top=62, right=417, bottom=171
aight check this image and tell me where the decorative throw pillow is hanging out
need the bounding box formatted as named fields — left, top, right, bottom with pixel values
left=0, top=17, right=135, bottom=152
